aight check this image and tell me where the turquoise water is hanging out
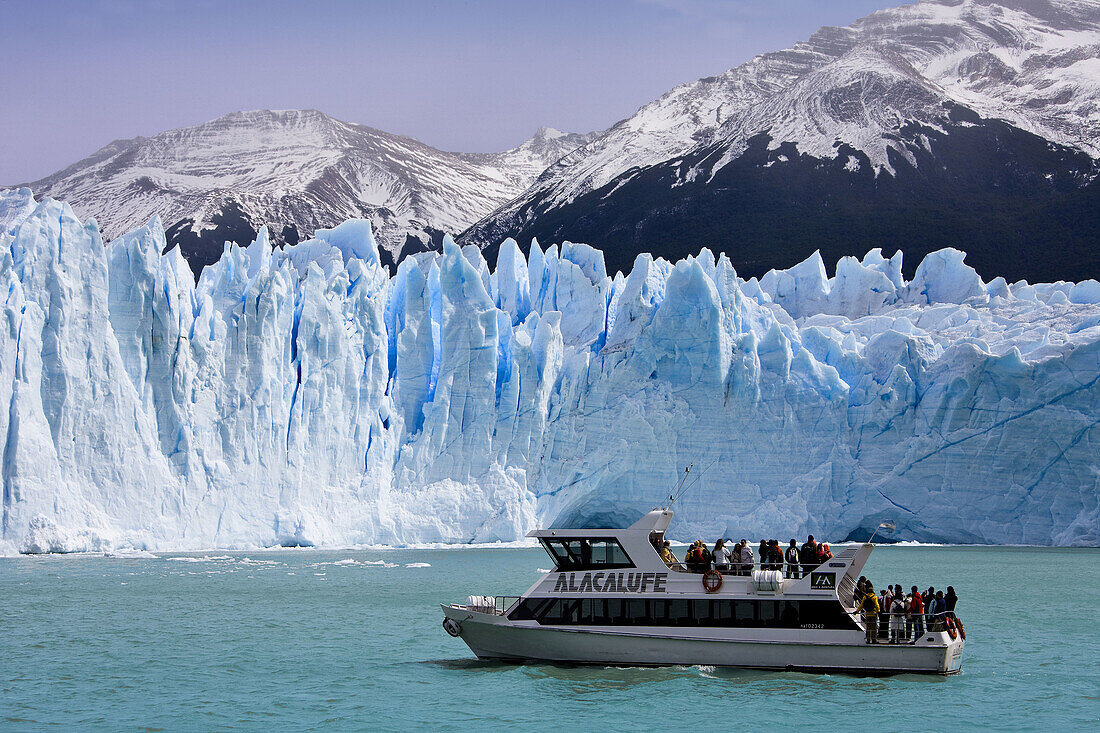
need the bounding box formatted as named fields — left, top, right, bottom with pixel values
left=2, top=546, right=1097, bottom=730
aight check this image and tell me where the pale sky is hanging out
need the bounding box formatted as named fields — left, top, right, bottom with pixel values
left=1, top=0, right=907, bottom=184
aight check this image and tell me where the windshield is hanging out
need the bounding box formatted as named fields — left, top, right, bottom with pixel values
left=540, top=537, right=633, bottom=570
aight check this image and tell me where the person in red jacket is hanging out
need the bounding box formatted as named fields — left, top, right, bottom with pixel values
left=907, top=585, right=924, bottom=640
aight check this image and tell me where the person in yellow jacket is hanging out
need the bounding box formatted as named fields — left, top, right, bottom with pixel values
left=660, top=540, right=677, bottom=567
left=857, top=585, right=881, bottom=643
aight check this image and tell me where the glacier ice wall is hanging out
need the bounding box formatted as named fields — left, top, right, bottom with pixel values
left=1, top=188, right=1097, bottom=552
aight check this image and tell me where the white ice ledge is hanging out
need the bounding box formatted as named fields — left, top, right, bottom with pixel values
left=1, top=188, right=1098, bottom=553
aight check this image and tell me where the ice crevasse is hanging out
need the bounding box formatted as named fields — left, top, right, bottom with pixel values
left=0, top=187, right=1097, bottom=553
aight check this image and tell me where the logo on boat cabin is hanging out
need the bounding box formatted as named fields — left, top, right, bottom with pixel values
left=810, top=572, right=836, bottom=590
left=552, top=572, right=668, bottom=593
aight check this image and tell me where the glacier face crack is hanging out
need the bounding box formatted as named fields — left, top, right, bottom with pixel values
left=1, top=190, right=1099, bottom=551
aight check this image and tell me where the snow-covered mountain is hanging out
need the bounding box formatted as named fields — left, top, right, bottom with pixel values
left=462, top=0, right=1100, bottom=283
left=2, top=189, right=1098, bottom=553
left=22, top=109, right=591, bottom=272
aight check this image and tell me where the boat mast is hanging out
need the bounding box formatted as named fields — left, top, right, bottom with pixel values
left=661, top=464, right=692, bottom=510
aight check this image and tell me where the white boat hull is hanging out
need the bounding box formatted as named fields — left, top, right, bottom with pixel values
left=443, top=605, right=965, bottom=675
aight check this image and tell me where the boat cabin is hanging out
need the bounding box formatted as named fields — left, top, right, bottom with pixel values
left=517, top=509, right=868, bottom=630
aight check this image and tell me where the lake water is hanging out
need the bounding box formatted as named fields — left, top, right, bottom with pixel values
left=2, top=545, right=1097, bottom=730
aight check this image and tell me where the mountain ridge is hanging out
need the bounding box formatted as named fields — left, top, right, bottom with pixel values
left=14, top=0, right=1100, bottom=283
left=460, top=0, right=1100, bottom=282
left=20, top=109, right=593, bottom=273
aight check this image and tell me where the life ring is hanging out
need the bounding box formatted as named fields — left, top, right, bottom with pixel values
left=443, top=618, right=462, bottom=637
left=702, top=569, right=723, bottom=594
left=954, top=617, right=965, bottom=640
left=945, top=616, right=958, bottom=640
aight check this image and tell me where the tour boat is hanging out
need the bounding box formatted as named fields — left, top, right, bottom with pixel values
left=441, top=509, right=966, bottom=675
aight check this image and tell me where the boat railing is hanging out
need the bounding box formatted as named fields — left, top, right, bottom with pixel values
left=665, top=563, right=823, bottom=577
left=864, top=612, right=952, bottom=643
left=838, top=573, right=858, bottom=611
left=461, top=595, right=522, bottom=615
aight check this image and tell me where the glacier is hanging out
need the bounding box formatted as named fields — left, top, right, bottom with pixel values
left=0, top=187, right=1097, bottom=553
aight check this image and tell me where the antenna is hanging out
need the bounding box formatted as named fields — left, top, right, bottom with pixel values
left=663, top=464, right=692, bottom=509
left=868, top=520, right=895, bottom=545
left=676, top=458, right=717, bottom=501
left=660, top=457, right=721, bottom=508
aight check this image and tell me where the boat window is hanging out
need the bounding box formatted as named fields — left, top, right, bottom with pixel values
left=539, top=537, right=633, bottom=570
left=512, top=597, right=859, bottom=630
left=780, top=600, right=800, bottom=627
left=540, top=598, right=581, bottom=624
left=713, top=599, right=736, bottom=625
left=668, top=599, right=692, bottom=626
left=507, top=597, right=553, bottom=621
left=579, top=599, right=602, bottom=624
left=758, top=601, right=779, bottom=627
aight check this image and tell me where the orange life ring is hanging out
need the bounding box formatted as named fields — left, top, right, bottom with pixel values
left=954, top=617, right=965, bottom=640
left=945, top=616, right=958, bottom=640
left=702, top=569, right=723, bottom=594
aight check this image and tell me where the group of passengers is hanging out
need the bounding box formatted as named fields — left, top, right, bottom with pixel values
left=853, top=577, right=959, bottom=644
left=664, top=535, right=834, bottom=577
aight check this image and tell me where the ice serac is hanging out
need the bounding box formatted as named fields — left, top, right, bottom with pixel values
left=0, top=189, right=1097, bottom=553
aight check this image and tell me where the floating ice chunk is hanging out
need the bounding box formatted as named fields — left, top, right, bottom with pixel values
left=105, top=549, right=158, bottom=558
